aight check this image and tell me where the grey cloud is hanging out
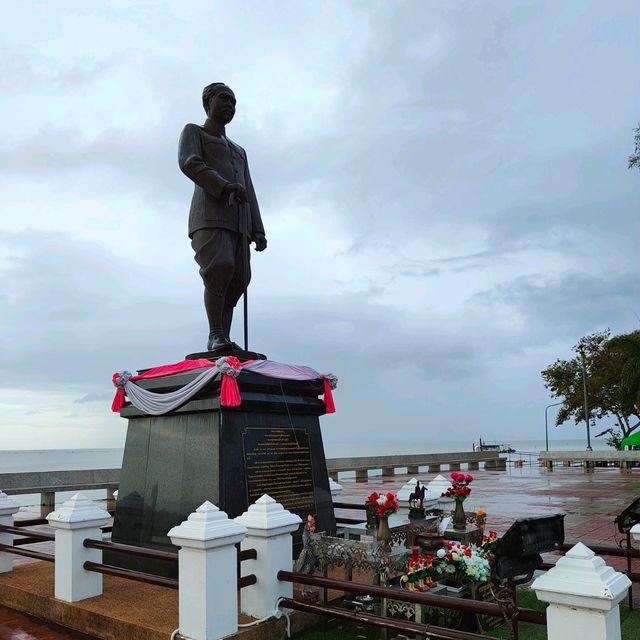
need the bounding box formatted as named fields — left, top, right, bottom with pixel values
left=474, top=270, right=640, bottom=344
left=74, top=392, right=115, bottom=404
left=0, top=46, right=121, bottom=92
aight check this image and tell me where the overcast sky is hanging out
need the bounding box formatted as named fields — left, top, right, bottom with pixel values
left=1, top=1, right=639, bottom=452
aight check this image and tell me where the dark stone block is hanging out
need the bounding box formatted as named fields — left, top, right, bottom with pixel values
left=108, top=364, right=335, bottom=577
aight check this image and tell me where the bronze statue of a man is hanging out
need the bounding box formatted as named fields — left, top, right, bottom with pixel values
left=179, top=83, right=267, bottom=353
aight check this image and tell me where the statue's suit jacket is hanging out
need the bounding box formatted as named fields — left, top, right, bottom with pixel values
left=178, top=118, right=265, bottom=239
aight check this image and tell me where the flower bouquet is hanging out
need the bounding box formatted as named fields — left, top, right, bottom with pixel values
left=367, top=492, right=399, bottom=546
left=441, top=472, right=473, bottom=530
left=430, top=541, right=491, bottom=589
left=367, top=491, right=399, bottom=518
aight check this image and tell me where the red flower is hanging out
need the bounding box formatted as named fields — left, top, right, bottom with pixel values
left=464, top=474, right=473, bottom=483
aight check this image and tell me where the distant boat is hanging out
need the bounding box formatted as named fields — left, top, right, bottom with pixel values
left=473, top=438, right=515, bottom=454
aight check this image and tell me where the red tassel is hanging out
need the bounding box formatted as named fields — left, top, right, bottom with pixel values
left=111, top=388, right=126, bottom=413
left=220, top=375, right=241, bottom=407
left=322, top=376, right=336, bottom=414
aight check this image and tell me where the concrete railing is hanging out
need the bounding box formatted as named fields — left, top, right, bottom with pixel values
left=0, top=451, right=508, bottom=505
left=539, top=450, right=640, bottom=472
left=326, top=451, right=506, bottom=481
left=0, top=470, right=119, bottom=507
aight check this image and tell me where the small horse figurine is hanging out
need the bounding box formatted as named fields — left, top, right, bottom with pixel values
left=409, top=481, right=426, bottom=508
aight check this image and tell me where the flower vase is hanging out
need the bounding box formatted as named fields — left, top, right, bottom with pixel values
left=453, top=499, right=466, bottom=530
left=376, top=515, right=392, bottom=547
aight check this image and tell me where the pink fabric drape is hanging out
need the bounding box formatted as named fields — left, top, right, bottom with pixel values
left=112, top=357, right=336, bottom=414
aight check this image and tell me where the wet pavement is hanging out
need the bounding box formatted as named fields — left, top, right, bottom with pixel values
left=338, top=464, right=640, bottom=546
left=0, top=608, right=93, bottom=640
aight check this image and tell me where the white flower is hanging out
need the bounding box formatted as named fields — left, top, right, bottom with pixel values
left=377, top=496, right=386, bottom=505
left=436, top=549, right=446, bottom=559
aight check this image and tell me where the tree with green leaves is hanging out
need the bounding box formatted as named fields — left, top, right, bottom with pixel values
left=630, top=124, right=640, bottom=171
left=541, top=330, right=640, bottom=449
left=607, top=331, right=640, bottom=414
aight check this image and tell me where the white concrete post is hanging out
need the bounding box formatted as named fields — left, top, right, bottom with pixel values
left=234, top=494, right=302, bottom=619
left=168, top=501, right=247, bottom=640
left=329, top=477, right=343, bottom=499
left=47, top=493, right=111, bottom=602
left=532, top=542, right=631, bottom=640
left=0, top=491, right=20, bottom=573
left=630, top=523, right=640, bottom=544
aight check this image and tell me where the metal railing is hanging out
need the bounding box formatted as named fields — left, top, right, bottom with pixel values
left=278, top=570, right=546, bottom=640
left=81, top=538, right=257, bottom=592
left=0, top=522, right=55, bottom=563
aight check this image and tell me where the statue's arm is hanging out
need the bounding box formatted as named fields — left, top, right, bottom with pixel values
left=244, top=156, right=265, bottom=238
left=178, top=124, right=228, bottom=198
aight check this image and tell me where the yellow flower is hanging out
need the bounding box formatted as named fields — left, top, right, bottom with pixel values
left=451, top=552, right=459, bottom=561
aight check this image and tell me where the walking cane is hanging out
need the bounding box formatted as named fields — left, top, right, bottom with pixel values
left=230, top=189, right=250, bottom=353
left=240, top=199, right=249, bottom=352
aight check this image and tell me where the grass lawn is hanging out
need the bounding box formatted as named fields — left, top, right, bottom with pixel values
left=294, top=589, right=640, bottom=639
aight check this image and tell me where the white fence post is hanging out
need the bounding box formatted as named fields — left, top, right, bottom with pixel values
left=234, top=494, right=301, bottom=619
left=329, top=477, right=343, bottom=499
left=397, top=478, right=419, bottom=515
left=532, top=542, right=631, bottom=640
left=168, top=501, right=247, bottom=640
left=0, top=491, right=20, bottom=574
left=47, top=493, right=111, bottom=602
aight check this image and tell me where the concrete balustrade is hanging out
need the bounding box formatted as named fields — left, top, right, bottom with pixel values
left=539, top=450, right=640, bottom=473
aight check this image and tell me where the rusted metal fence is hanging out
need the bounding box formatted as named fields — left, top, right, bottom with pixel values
left=278, top=569, right=546, bottom=640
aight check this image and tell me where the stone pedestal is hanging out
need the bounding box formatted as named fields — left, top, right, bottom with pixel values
left=443, top=523, right=482, bottom=546
left=448, top=463, right=461, bottom=471
left=428, top=464, right=441, bottom=473
left=532, top=543, right=630, bottom=640
left=467, top=461, right=479, bottom=471
left=110, top=365, right=335, bottom=577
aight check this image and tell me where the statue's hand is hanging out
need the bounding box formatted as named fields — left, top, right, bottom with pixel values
left=223, top=182, right=248, bottom=205
left=253, top=233, right=267, bottom=252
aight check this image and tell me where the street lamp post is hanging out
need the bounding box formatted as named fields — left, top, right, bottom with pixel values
left=579, top=347, right=593, bottom=451
left=545, top=402, right=563, bottom=452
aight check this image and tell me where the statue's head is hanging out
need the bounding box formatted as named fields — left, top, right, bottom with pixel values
left=202, top=83, right=236, bottom=125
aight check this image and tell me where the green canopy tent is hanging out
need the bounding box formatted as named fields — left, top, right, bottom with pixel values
left=620, top=431, right=640, bottom=448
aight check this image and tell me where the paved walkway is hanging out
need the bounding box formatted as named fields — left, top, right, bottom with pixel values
left=338, top=464, right=639, bottom=544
